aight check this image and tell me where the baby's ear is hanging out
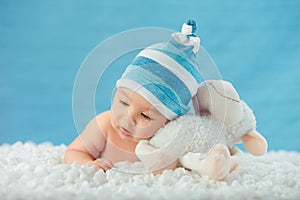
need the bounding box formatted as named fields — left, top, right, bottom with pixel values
left=242, top=130, right=268, bottom=156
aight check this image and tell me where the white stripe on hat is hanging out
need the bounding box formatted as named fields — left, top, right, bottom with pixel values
left=116, top=79, right=178, bottom=120
left=137, top=48, right=199, bottom=96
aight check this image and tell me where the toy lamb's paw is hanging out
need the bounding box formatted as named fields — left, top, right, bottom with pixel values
left=242, top=130, right=268, bottom=156
left=135, top=140, right=178, bottom=172
left=180, top=152, right=206, bottom=171
left=135, top=140, right=156, bottom=154
left=135, top=140, right=158, bottom=170
left=200, top=144, right=231, bottom=181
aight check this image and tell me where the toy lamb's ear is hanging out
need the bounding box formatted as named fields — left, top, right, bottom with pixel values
left=242, top=130, right=268, bottom=156
left=193, top=80, right=243, bottom=126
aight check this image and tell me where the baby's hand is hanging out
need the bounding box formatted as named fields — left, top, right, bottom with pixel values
left=88, top=158, right=113, bottom=171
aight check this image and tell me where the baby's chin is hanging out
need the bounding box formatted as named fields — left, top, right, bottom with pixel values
left=133, top=135, right=154, bottom=143
left=123, top=133, right=152, bottom=144
left=132, top=129, right=156, bottom=140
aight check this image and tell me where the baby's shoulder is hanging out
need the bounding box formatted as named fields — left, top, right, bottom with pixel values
left=94, top=110, right=112, bottom=134
left=95, top=110, right=110, bottom=120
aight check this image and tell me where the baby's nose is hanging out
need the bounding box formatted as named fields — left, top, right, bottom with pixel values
left=128, top=108, right=137, bottom=125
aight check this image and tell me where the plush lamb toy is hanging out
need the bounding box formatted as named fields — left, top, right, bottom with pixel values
left=135, top=80, right=268, bottom=180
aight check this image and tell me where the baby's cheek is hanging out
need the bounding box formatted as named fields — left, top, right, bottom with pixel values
left=112, top=104, right=126, bottom=121
left=135, top=122, right=163, bottom=139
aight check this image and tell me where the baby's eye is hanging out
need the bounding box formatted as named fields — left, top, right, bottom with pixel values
left=141, top=113, right=152, bottom=120
left=120, top=100, right=129, bottom=106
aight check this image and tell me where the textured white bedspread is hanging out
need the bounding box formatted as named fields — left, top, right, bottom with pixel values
left=1, top=142, right=299, bottom=200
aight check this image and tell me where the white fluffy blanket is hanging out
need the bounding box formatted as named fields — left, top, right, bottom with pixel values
left=1, top=142, right=300, bottom=200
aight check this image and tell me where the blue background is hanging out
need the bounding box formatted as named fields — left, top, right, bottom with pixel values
left=1, top=0, right=299, bottom=151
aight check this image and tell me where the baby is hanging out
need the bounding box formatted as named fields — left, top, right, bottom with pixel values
left=64, top=20, right=202, bottom=172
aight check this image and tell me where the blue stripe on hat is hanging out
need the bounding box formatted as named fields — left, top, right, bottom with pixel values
left=116, top=79, right=178, bottom=119
left=131, top=56, right=192, bottom=105
left=121, top=66, right=190, bottom=116
left=149, top=43, right=202, bottom=83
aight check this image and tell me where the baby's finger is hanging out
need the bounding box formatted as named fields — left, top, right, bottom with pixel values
left=96, top=159, right=113, bottom=171
left=95, top=160, right=110, bottom=171
left=101, top=158, right=113, bottom=168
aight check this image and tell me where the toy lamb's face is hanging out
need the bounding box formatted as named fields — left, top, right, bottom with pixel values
left=193, top=80, right=268, bottom=155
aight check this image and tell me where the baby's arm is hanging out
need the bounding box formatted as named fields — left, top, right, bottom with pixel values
left=64, top=113, right=113, bottom=171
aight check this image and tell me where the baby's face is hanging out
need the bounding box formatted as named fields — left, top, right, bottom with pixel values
left=111, top=87, right=168, bottom=141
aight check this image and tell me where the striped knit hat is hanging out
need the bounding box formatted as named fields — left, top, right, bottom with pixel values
left=116, top=19, right=202, bottom=120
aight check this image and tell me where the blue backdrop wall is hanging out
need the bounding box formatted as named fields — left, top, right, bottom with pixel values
left=1, top=0, right=299, bottom=151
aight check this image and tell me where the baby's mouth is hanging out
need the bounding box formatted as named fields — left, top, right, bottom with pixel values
left=120, top=127, right=133, bottom=137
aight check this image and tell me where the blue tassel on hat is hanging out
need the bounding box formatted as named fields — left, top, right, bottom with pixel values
left=181, top=19, right=197, bottom=37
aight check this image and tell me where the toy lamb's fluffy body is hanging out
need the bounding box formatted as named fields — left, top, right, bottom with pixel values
left=149, top=100, right=255, bottom=155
